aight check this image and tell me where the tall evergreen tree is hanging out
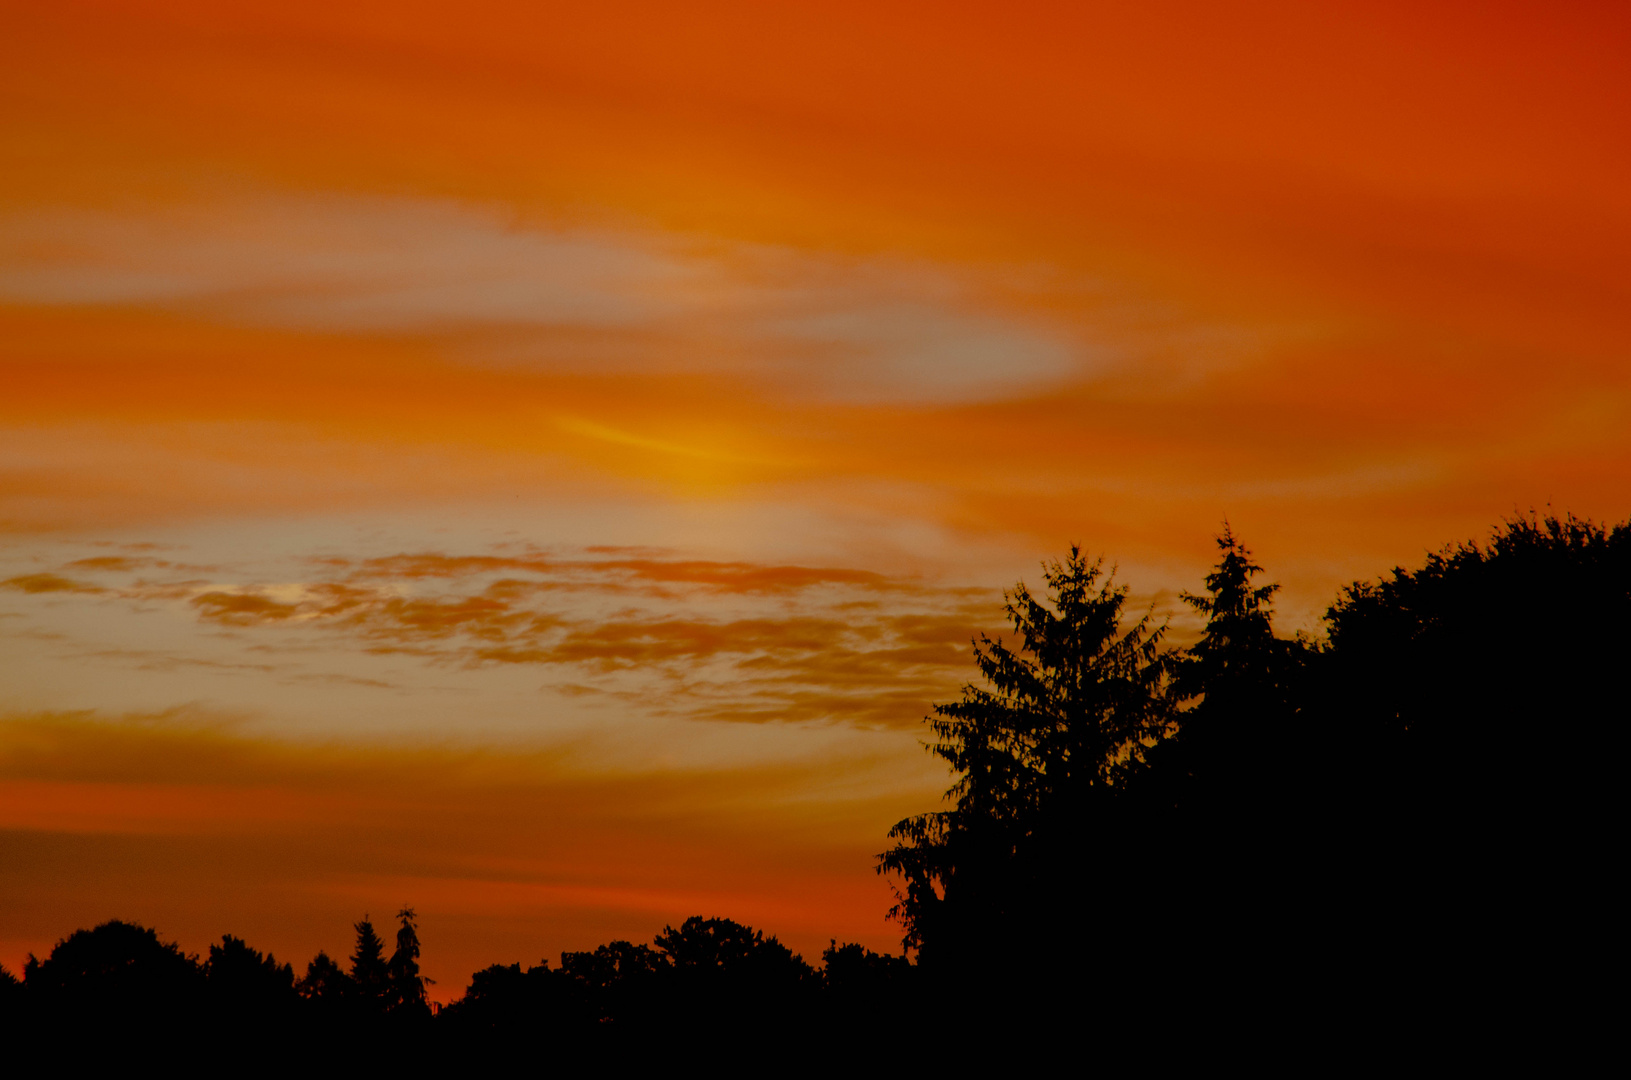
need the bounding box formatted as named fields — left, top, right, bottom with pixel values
left=877, top=546, right=1173, bottom=972
left=387, top=908, right=428, bottom=1013
left=1152, top=524, right=1306, bottom=817
left=1176, top=524, right=1282, bottom=696
left=349, top=917, right=389, bottom=1013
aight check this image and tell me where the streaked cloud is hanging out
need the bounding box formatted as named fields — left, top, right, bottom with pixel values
left=0, top=193, right=1081, bottom=405
left=1, top=573, right=104, bottom=595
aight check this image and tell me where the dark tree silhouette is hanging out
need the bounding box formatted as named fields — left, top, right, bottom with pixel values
left=21, top=920, right=204, bottom=1038
left=1141, top=525, right=1313, bottom=827
left=1317, top=511, right=1628, bottom=814
left=439, top=960, right=573, bottom=1037
left=652, top=915, right=808, bottom=980
left=558, top=939, right=666, bottom=1029
left=348, top=916, right=390, bottom=1013
left=1175, top=525, right=1296, bottom=720
left=1114, top=525, right=1320, bottom=1003
left=0, top=962, right=23, bottom=1018
left=387, top=907, right=430, bottom=1014
left=1305, top=512, right=1629, bottom=1006
left=878, top=546, right=1174, bottom=976
left=8, top=514, right=1621, bottom=1053
left=297, top=949, right=353, bottom=1004
left=441, top=917, right=824, bottom=1055
left=819, top=940, right=912, bottom=995
left=651, top=916, right=817, bottom=1039
left=206, top=934, right=297, bottom=1007
left=818, top=940, right=917, bottom=1038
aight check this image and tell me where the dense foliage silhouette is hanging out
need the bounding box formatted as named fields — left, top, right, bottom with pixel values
left=1302, top=512, right=1627, bottom=1013
left=876, top=512, right=1626, bottom=1023
left=4, top=512, right=1620, bottom=1049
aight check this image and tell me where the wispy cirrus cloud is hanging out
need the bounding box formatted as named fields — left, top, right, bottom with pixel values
left=337, top=550, right=908, bottom=595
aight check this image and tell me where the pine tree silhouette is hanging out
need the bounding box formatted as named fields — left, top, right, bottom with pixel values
left=349, top=916, right=389, bottom=1014
left=387, top=907, right=430, bottom=1013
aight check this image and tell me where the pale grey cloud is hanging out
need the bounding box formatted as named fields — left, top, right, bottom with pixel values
left=0, top=192, right=1085, bottom=404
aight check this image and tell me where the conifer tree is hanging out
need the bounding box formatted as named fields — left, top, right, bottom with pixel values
left=1156, top=524, right=1304, bottom=815
left=877, top=546, right=1172, bottom=967
left=1177, top=523, right=1281, bottom=693
left=349, top=916, right=389, bottom=1012
left=387, top=907, right=429, bottom=1012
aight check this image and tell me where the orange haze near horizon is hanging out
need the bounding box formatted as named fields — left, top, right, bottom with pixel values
left=3, top=1, right=1629, bottom=995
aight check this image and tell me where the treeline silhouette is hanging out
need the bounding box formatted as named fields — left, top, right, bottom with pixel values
left=3, top=512, right=1621, bottom=1051
left=0, top=912, right=911, bottom=1060
left=878, top=511, right=1623, bottom=1038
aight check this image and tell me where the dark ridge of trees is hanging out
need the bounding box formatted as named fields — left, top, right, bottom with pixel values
left=3, top=512, right=1619, bottom=1051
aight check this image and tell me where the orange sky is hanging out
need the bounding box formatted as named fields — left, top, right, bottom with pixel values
left=3, top=1, right=1629, bottom=993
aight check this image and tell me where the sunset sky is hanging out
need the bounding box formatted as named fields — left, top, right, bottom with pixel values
left=4, top=0, right=1629, bottom=993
